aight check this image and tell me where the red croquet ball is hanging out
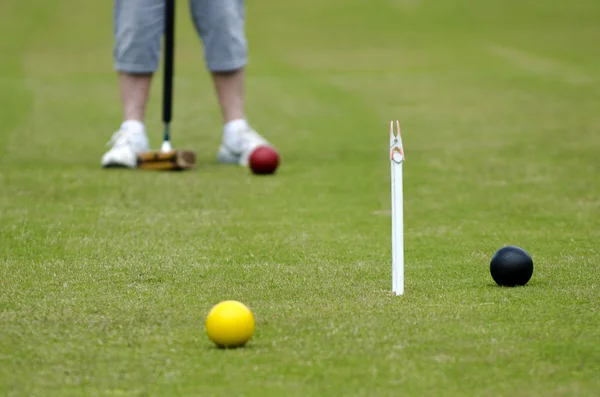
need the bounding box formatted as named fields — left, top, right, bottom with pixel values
left=249, top=146, right=280, bottom=175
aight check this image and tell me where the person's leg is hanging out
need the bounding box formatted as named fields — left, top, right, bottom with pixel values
left=102, top=0, right=164, bottom=168
left=190, top=0, right=276, bottom=166
left=212, top=69, right=245, bottom=124
left=119, top=73, right=153, bottom=122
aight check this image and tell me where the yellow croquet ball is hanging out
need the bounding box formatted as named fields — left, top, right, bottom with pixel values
left=205, top=300, right=255, bottom=348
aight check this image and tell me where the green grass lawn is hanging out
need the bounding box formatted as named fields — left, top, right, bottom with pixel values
left=1, top=0, right=600, bottom=396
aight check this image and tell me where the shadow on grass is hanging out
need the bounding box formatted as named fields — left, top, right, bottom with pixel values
left=202, top=342, right=264, bottom=352
left=483, top=281, right=546, bottom=289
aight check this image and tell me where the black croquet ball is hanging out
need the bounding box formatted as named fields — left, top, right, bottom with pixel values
left=490, top=246, right=534, bottom=287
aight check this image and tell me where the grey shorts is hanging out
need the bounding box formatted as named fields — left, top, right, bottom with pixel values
left=113, top=0, right=247, bottom=73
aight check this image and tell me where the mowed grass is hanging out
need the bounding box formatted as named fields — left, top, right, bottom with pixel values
left=1, top=0, right=600, bottom=396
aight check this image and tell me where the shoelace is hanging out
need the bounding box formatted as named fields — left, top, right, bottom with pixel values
left=236, top=128, right=265, bottom=150
left=106, top=129, right=137, bottom=148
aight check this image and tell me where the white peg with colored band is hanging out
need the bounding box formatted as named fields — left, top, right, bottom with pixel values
left=390, top=120, right=404, bottom=295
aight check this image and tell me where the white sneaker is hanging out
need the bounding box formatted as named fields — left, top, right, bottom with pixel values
left=217, top=123, right=272, bottom=166
left=101, top=122, right=150, bottom=168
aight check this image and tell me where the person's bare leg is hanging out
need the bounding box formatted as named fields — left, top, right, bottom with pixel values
left=101, top=72, right=152, bottom=168
left=119, top=72, right=153, bottom=122
left=211, top=68, right=245, bottom=124
left=213, top=67, right=274, bottom=165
